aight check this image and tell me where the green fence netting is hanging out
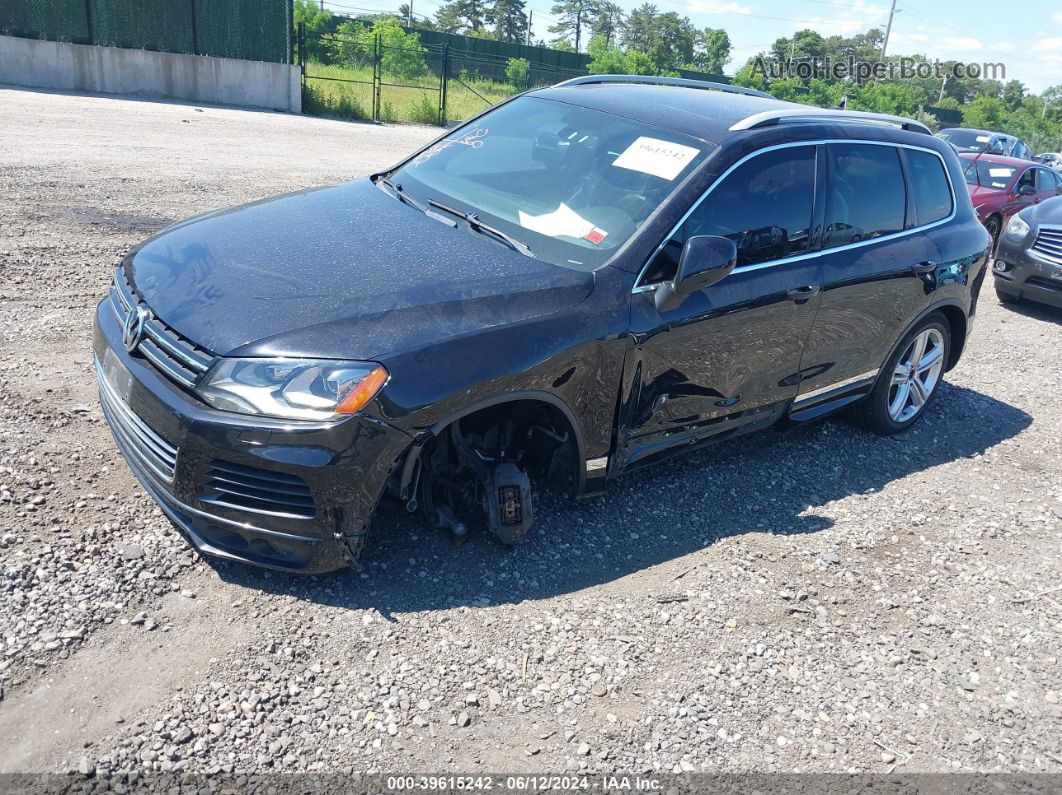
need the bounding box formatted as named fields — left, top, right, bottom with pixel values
left=0, top=0, right=293, bottom=63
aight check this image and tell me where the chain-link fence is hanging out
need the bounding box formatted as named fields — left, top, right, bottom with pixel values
left=300, top=27, right=587, bottom=127
left=0, top=0, right=293, bottom=63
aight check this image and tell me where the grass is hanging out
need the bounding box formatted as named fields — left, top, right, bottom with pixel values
left=301, top=61, right=528, bottom=126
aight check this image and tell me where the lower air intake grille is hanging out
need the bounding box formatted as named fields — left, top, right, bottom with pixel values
left=200, top=460, right=316, bottom=520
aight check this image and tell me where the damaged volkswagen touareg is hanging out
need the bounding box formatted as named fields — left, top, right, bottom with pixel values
left=94, top=76, right=991, bottom=573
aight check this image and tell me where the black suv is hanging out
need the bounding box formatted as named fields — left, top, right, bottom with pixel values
left=93, top=76, right=991, bottom=574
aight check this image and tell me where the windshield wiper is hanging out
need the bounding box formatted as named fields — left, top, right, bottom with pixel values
left=373, top=174, right=426, bottom=212
left=427, top=199, right=533, bottom=257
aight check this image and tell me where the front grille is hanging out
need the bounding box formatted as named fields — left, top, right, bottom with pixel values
left=1031, top=226, right=1062, bottom=265
left=96, top=359, right=179, bottom=483
left=109, top=267, right=215, bottom=389
left=200, top=460, right=316, bottom=520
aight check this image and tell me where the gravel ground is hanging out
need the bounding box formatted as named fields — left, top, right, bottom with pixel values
left=0, top=87, right=1060, bottom=779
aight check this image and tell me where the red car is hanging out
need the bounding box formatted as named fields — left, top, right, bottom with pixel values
left=960, top=153, right=1062, bottom=241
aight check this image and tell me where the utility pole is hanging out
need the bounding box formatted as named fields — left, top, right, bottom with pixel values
left=406, top=0, right=412, bottom=26
left=938, top=73, right=949, bottom=103
left=879, top=0, right=897, bottom=59
left=319, top=0, right=324, bottom=11
left=527, top=9, right=533, bottom=45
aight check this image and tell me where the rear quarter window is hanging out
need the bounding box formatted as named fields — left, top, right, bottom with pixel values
left=906, top=149, right=953, bottom=226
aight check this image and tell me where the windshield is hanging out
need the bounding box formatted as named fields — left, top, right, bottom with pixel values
left=961, top=158, right=1016, bottom=190
left=388, top=96, right=714, bottom=270
left=938, top=129, right=993, bottom=152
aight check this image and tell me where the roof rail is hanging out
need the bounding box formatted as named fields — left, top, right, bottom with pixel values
left=729, top=108, right=932, bottom=135
left=554, top=74, right=775, bottom=100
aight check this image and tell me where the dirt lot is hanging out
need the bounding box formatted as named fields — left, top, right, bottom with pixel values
left=0, top=87, right=1060, bottom=778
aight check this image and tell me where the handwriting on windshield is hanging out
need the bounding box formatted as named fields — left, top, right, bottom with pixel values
left=412, top=127, right=489, bottom=166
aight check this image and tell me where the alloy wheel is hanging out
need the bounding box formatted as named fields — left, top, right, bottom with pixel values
left=888, top=328, right=945, bottom=423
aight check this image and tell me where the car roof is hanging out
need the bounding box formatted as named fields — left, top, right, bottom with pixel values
left=958, top=152, right=1034, bottom=168
left=529, top=82, right=826, bottom=143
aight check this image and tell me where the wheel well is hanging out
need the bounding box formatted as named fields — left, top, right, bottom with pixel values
left=401, top=398, right=583, bottom=501
left=936, top=304, right=967, bottom=370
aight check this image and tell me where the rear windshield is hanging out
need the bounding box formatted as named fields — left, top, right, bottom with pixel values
left=389, top=96, right=714, bottom=270
left=938, top=129, right=992, bottom=152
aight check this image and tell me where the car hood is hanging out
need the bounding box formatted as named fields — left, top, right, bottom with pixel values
left=127, top=180, right=595, bottom=360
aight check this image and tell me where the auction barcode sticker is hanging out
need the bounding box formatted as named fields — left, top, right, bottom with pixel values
left=612, top=136, right=700, bottom=180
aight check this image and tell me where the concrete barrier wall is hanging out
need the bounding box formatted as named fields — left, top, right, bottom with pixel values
left=0, top=35, right=301, bottom=113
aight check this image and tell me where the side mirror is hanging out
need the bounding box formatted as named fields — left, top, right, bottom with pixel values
left=654, top=235, right=738, bottom=313
left=1018, top=184, right=1036, bottom=196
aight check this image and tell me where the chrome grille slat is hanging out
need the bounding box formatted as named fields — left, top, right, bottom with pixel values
left=1032, top=225, right=1062, bottom=265
left=96, top=359, right=178, bottom=482
left=139, top=340, right=197, bottom=388
left=109, top=267, right=216, bottom=389
left=143, top=320, right=211, bottom=373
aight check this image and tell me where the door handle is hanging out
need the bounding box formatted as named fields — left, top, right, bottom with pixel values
left=786, top=285, right=820, bottom=303
left=912, top=260, right=937, bottom=274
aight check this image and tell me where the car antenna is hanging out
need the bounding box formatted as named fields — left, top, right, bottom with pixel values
left=965, top=138, right=993, bottom=186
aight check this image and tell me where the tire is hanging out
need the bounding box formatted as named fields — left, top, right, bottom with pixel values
left=996, top=287, right=1021, bottom=305
left=984, top=215, right=1001, bottom=244
left=859, top=312, right=951, bottom=435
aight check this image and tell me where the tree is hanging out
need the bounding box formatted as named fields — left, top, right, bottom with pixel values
left=648, top=12, right=695, bottom=71
left=622, top=4, right=658, bottom=55
left=493, top=0, right=529, bottom=43
left=693, top=27, right=729, bottom=74
left=294, top=0, right=332, bottom=62
left=591, top=1, right=625, bottom=47
left=435, top=0, right=489, bottom=34
left=1002, top=80, right=1026, bottom=111
left=332, top=17, right=428, bottom=79
left=586, top=34, right=655, bottom=75
left=962, top=95, right=1008, bottom=130
left=548, top=0, right=598, bottom=52
left=505, top=57, right=530, bottom=86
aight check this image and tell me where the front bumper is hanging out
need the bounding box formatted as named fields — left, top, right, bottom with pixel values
left=993, top=236, right=1062, bottom=309
left=93, top=300, right=413, bottom=574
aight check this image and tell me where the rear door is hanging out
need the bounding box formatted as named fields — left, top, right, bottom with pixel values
left=794, top=142, right=942, bottom=411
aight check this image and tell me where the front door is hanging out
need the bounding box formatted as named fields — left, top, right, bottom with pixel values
left=619, top=143, right=823, bottom=469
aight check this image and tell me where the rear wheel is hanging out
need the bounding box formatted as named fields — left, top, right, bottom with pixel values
left=859, top=313, right=950, bottom=435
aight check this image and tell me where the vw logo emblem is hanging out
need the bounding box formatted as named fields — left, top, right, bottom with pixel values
left=122, top=306, right=151, bottom=352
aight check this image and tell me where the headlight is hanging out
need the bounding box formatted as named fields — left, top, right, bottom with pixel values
left=197, top=359, right=388, bottom=421
left=1005, top=214, right=1031, bottom=239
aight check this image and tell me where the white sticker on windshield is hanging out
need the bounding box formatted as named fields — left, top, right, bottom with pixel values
left=612, top=137, right=700, bottom=180
left=519, top=203, right=596, bottom=239
left=988, top=168, right=1013, bottom=177
left=976, top=135, right=990, bottom=143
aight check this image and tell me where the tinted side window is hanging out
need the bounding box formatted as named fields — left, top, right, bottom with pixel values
left=825, top=144, right=906, bottom=248
left=906, top=149, right=953, bottom=225
left=645, top=146, right=816, bottom=280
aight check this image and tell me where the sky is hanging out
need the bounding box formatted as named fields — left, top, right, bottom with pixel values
left=323, top=0, right=1062, bottom=94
